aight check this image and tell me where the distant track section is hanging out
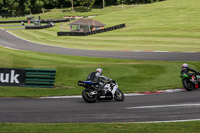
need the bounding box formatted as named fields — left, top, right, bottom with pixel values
left=0, top=18, right=74, bottom=24
left=0, top=28, right=200, bottom=61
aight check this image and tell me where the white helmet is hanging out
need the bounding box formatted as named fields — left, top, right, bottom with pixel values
left=182, top=63, right=188, bottom=68
left=96, top=68, right=103, bottom=75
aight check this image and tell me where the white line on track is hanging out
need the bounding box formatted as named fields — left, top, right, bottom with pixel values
left=40, top=95, right=82, bottom=99
left=129, top=119, right=200, bottom=123
left=126, top=103, right=200, bottom=109
left=124, top=93, right=146, bottom=96
left=3, top=46, right=19, bottom=51
left=4, top=30, right=200, bottom=54
left=0, top=40, right=16, bottom=46
left=39, top=93, right=146, bottom=99
left=39, top=89, right=185, bottom=99
left=159, top=88, right=185, bottom=93
left=6, top=30, right=118, bottom=52
left=39, top=93, right=149, bottom=99
left=154, top=51, right=169, bottom=53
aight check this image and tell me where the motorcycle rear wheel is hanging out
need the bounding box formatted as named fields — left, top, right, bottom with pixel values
left=182, top=79, right=194, bottom=91
left=114, top=89, right=124, bottom=101
left=82, top=89, right=98, bottom=103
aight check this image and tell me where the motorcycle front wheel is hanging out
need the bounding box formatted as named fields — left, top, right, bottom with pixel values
left=82, top=89, right=98, bottom=103
left=182, top=79, right=194, bottom=91
left=114, top=89, right=124, bottom=101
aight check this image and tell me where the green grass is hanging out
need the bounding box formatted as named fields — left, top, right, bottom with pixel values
left=0, top=46, right=199, bottom=97
left=0, top=23, right=24, bottom=30
left=1, top=1, right=200, bottom=129
left=1, top=121, right=200, bottom=133
left=0, top=5, right=136, bottom=20
left=1, top=0, right=200, bottom=52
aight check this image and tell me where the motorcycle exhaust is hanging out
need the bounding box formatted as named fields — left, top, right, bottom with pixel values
left=99, top=96, right=113, bottom=99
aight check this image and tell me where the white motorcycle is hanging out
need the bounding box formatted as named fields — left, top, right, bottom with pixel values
left=78, top=80, right=124, bottom=103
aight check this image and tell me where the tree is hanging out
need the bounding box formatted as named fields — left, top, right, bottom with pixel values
left=78, top=0, right=95, bottom=11
left=3, top=0, right=19, bottom=16
left=71, top=0, right=74, bottom=12
left=1, top=0, right=43, bottom=16
left=43, top=0, right=58, bottom=9
left=28, top=0, right=44, bottom=14
left=102, top=0, right=105, bottom=10
left=0, top=0, right=3, bottom=10
left=0, top=0, right=3, bottom=5
left=0, top=0, right=164, bottom=17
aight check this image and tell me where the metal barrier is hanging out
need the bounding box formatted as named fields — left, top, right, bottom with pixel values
left=0, top=18, right=73, bottom=24
left=25, top=24, right=54, bottom=29
left=57, top=23, right=126, bottom=36
left=25, top=68, right=56, bottom=88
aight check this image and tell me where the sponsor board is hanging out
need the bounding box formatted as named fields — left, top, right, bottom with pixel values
left=0, top=68, right=26, bottom=86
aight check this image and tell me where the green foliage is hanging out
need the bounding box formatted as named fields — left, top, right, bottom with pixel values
left=3, top=0, right=19, bottom=16
left=0, top=0, right=44, bottom=16
left=29, top=0, right=44, bottom=14
left=78, top=0, right=95, bottom=11
left=0, top=0, right=164, bottom=16
left=43, top=0, right=59, bottom=9
left=0, top=0, right=3, bottom=5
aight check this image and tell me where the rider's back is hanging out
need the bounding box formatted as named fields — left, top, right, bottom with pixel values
left=86, top=72, right=98, bottom=83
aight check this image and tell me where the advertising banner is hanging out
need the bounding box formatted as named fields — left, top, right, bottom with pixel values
left=0, top=68, right=26, bottom=86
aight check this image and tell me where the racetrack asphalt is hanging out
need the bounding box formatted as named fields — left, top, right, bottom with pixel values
left=1, top=89, right=200, bottom=123
left=0, top=28, right=200, bottom=61
left=0, top=28, right=200, bottom=123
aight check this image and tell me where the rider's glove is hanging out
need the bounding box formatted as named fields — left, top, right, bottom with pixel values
left=109, top=79, right=115, bottom=83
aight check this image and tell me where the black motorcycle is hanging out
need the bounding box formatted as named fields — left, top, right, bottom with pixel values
left=78, top=80, right=124, bottom=103
left=180, top=73, right=200, bottom=91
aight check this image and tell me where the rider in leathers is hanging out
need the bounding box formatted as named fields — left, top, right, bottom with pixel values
left=181, top=63, right=199, bottom=76
left=87, top=68, right=112, bottom=94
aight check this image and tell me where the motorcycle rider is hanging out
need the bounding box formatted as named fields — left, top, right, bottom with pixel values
left=181, top=63, right=200, bottom=84
left=181, top=63, right=199, bottom=76
left=86, top=68, right=113, bottom=94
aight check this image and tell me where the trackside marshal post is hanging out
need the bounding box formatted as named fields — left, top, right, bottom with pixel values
left=0, top=68, right=26, bottom=86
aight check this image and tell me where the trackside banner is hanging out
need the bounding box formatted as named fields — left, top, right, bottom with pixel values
left=0, top=68, right=26, bottom=86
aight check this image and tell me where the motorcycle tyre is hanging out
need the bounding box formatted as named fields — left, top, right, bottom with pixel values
left=114, top=89, right=125, bottom=101
left=82, top=89, right=98, bottom=103
left=182, top=79, right=194, bottom=91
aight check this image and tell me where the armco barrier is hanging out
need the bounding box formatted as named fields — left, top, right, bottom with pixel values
left=57, top=23, right=126, bottom=36
left=25, top=24, right=54, bottom=29
left=0, top=18, right=73, bottom=24
left=0, top=20, right=28, bottom=24
left=25, top=68, right=56, bottom=88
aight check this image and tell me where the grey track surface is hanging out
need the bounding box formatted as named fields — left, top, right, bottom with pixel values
left=1, top=28, right=200, bottom=123
left=0, top=28, right=200, bottom=61
left=1, top=90, right=200, bottom=123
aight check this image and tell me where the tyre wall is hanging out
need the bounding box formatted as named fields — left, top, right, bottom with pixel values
left=57, top=23, right=126, bottom=36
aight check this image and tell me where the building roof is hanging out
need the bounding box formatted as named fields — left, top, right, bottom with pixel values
left=69, top=19, right=106, bottom=26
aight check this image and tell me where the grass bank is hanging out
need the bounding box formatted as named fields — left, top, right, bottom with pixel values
left=0, top=5, right=136, bottom=21
left=0, top=47, right=199, bottom=97
left=1, top=0, right=200, bottom=52
left=1, top=121, right=200, bottom=133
